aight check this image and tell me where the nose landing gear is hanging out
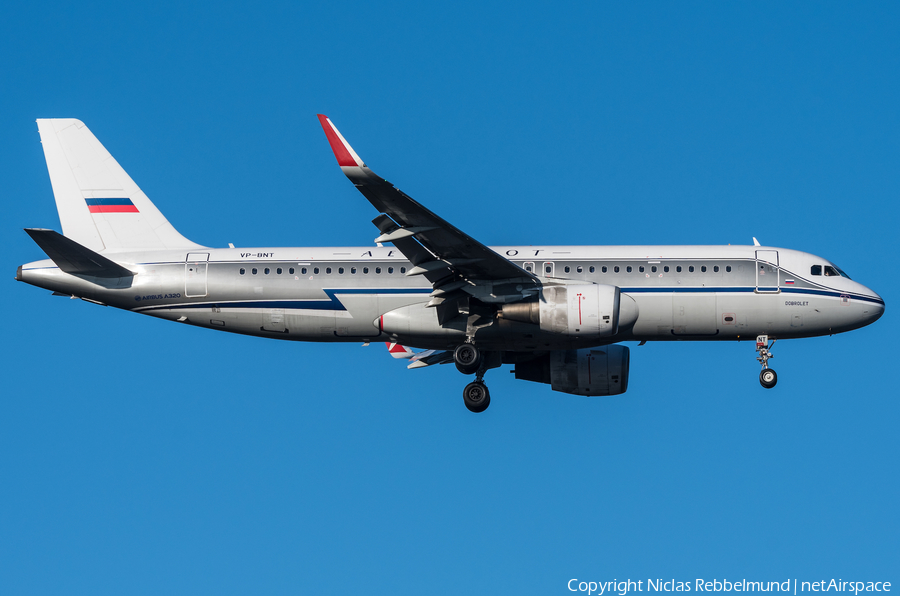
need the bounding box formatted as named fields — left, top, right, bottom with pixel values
left=756, top=335, right=777, bottom=389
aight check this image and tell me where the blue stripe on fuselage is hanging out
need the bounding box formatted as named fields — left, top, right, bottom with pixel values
left=134, top=287, right=433, bottom=312
left=133, top=286, right=883, bottom=313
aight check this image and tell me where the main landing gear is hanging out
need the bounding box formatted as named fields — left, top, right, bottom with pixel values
left=463, top=380, right=490, bottom=413
left=454, top=343, right=494, bottom=413
left=756, top=335, right=777, bottom=389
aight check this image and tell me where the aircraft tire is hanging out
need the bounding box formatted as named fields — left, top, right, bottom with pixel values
left=454, top=344, right=482, bottom=375
left=759, top=368, right=777, bottom=389
left=463, top=381, right=491, bottom=413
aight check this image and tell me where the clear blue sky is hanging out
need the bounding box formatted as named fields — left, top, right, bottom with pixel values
left=2, top=1, right=897, bottom=594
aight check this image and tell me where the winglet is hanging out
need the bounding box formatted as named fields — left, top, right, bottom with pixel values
left=385, top=342, right=415, bottom=359
left=317, top=114, right=365, bottom=167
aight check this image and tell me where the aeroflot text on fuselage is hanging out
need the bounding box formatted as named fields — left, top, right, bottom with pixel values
left=16, top=117, right=884, bottom=412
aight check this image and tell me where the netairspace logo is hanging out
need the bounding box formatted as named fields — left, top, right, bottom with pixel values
left=567, top=580, right=892, bottom=596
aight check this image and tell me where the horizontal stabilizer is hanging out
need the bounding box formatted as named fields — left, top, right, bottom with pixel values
left=25, top=228, right=135, bottom=278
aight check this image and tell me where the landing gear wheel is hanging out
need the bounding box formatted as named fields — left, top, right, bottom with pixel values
left=759, top=368, right=777, bottom=389
left=454, top=343, right=482, bottom=375
left=463, top=381, right=491, bottom=413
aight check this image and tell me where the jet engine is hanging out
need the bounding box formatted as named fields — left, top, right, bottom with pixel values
left=513, top=345, right=630, bottom=396
left=499, top=284, right=637, bottom=338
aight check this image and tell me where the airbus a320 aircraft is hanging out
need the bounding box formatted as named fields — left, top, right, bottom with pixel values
left=17, top=117, right=884, bottom=412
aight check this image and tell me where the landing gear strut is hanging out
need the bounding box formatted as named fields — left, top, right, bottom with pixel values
left=455, top=344, right=500, bottom=412
left=756, top=335, right=777, bottom=389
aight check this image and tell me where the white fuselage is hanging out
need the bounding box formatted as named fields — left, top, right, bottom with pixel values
left=18, top=243, right=884, bottom=351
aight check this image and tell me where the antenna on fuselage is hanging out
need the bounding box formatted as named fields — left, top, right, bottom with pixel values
left=753, top=237, right=761, bottom=246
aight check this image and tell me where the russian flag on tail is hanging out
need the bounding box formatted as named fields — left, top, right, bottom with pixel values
left=85, top=198, right=139, bottom=213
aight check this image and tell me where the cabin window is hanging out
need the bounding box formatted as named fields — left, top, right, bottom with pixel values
left=689, top=266, right=694, bottom=272
left=338, top=267, right=344, bottom=274
left=240, top=268, right=245, bottom=275
left=289, top=268, right=294, bottom=274
left=301, top=268, right=307, bottom=275
left=601, top=266, right=608, bottom=273
left=252, top=268, right=258, bottom=275
left=824, top=265, right=840, bottom=277
left=701, top=266, right=707, bottom=272
left=651, top=266, right=657, bottom=273
left=810, top=265, right=822, bottom=276
left=313, top=267, right=320, bottom=274
left=326, top=267, right=332, bottom=274
left=639, top=266, right=645, bottom=273
left=545, top=265, right=552, bottom=274
left=664, top=266, right=670, bottom=273
left=614, top=266, right=620, bottom=273
left=375, top=267, right=381, bottom=274
left=564, top=266, right=571, bottom=273
left=726, top=266, right=732, bottom=272
left=264, top=268, right=270, bottom=274
left=400, top=267, right=406, bottom=274
left=350, top=267, right=357, bottom=274
left=589, top=266, right=595, bottom=273
left=277, top=268, right=283, bottom=274
left=626, top=266, right=632, bottom=273
left=388, top=267, right=394, bottom=274
left=714, top=266, right=719, bottom=273
left=363, top=267, right=369, bottom=274
left=676, top=266, right=682, bottom=273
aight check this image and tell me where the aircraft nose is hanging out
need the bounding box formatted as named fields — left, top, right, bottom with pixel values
left=861, top=290, right=885, bottom=326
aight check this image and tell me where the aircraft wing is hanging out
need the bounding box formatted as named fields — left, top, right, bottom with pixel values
left=317, top=115, right=539, bottom=300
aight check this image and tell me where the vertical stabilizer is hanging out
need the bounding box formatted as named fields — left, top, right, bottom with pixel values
left=36, top=119, right=202, bottom=252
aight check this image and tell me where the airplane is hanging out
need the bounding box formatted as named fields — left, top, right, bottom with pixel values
left=16, top=116, right=885, bottom=412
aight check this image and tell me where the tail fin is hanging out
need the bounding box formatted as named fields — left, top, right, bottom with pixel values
left=36, top=119, right=202, bottom=252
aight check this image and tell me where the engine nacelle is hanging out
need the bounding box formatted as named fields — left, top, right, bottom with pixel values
left=500, top=284, right=638, bottom=338
left=514, top=345, right=630, bottom=396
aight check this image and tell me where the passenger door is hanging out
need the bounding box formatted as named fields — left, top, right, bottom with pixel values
left=755, top=250, right=780, bottom=293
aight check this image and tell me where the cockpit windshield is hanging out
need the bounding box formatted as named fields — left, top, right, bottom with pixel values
left=811, top=264, right=851, bottom=279
left=824, top=265, right=851, bottom=279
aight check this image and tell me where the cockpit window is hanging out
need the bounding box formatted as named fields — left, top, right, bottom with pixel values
left=810, top=265, right=821, bottom=276
left=824, top=266, right=839, bottom=277
left=833, top=264, right=851, bottom=279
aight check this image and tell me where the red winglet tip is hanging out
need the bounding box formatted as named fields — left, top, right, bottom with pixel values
left=317, top=114, right=358, bottom=167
